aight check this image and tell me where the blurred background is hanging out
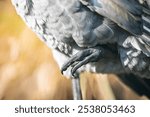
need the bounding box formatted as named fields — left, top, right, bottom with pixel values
left=0, top=0, right=149, bottom=100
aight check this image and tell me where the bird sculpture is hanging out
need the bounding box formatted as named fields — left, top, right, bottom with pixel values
left=12, top=0, right=150, bottom=99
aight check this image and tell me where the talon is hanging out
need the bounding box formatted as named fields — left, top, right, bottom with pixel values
left=61, top=47, right=104, bottom=77
left=71, top=71, right=79, bottom=78
left=61, top=57, right=78, bottom=74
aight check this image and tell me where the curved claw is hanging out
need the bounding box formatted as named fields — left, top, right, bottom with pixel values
left=61, top=47, right=103, bottom=77
left=71, top=52, right=100, bottom=76
left=61, top=56, right=81, bottom=75
left=61, top=49, right=91, bottom=74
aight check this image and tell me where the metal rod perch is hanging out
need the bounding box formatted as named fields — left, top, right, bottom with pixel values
left=71, top=78, right=82, bottom=100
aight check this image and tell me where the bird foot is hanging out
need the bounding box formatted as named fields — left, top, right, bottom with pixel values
left=61, top=47, right=104, bottom=78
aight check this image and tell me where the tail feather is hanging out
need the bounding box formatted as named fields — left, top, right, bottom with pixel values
left=141, top=15, right=150, bottom=47
left=136, top=7, right=150, bottom=57
left=141, top=11, right=150, bottom=44
left=142, top=7, right=150, bottom=35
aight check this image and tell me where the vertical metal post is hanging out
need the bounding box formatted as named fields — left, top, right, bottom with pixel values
left=71, top=78, right=82, bottom=100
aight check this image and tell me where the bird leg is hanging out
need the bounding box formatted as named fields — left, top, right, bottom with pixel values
left=61, top=46, right=104, bottom=77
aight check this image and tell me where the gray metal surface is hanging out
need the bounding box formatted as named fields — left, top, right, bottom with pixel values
left=12, top=0, right=150, bottom=79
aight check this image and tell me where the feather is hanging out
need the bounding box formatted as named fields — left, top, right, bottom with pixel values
left=12, top=0, right=150, bottom=79
left=80, top=0, right=142, bottom=35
